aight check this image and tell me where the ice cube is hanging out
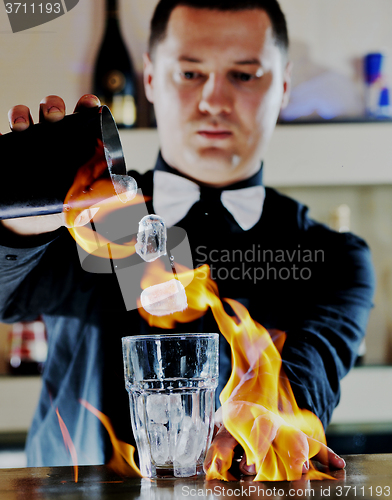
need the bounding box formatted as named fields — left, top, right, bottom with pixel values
left=168, top=426, right=179, bottom=461
left=111, top=174, right=138, bottom=203
left=146, top=394, right=169, bottom=424
left=173, top=417, right=199, bottom=477
left=141, top=279, right=188, bottom=316
left=136, top=395, right=146, bottom=424
left=174, top=463, right=196, bottom=478
left=62, top=207, right=100, bottom=229
left=148, top=423, right=169, bottom=465
left=135, top=214, right=167, bottom=262
left=194, top=420, right=209, bottom=458
left=167, top=395, right=183, bottom=460
left=168, top=394, right=184, bottom=424
left=173, top=416, right=208, bottom=467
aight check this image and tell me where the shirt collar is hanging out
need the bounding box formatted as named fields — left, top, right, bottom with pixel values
left=152, top=153, right=265, bottom=231
left=154, top=151, right=264, bottom=190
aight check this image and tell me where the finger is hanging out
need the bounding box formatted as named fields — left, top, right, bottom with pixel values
left=39, top=96, right=66, bottom=123
left=211, top=407, right=224, bottom=439
left=274, top=426, right=310, bottom=481
left=74, top=94, right=101, bottom=113
left=239, top=455, right=256, bottom=475
left=8, top=105, right=33, bottom=132
left=240, top=412, right=279, bottom=476
left=204, top=425, right=238, bottom=475
left=214, top=406, right=223, bottom=426
left=312, top=443, right=346, bottom=470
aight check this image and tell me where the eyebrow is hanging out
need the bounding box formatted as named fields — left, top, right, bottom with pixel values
left=178, top=55, right=262, bottom=66
left=234, top=58, right=261, bottom=65
left=178, top=56, right=203, bottom=63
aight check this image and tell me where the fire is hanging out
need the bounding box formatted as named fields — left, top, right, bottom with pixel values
left=61, top=142, right=333, bottom=481
left=63, top=139, right=147, bottom=259
left=54, top=401, right=141, bottom=482
left=79, top=399, right=141, bottom=478
left=139, top=261, right=333, bottom=481
left=55, top=408, right=79, bottom=483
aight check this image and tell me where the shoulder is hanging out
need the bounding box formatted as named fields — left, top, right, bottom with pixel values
left=264, top=186, right=369, bottom=247
left=263, top=187, right=315, bottom=231
left=263, top=187, right=375, bottom=285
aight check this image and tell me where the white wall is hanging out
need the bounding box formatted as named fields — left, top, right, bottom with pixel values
left=1, top=0, right=392, bottom=130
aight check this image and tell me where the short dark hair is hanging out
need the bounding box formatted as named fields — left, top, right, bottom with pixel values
left=148, top=0, right=289, bottom=58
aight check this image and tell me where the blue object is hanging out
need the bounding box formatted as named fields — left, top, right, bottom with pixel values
left=379, top=87, right=390, bottom=106
left=364, top=53, right=383, bottom=84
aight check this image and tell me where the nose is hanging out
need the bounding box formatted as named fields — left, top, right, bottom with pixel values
left=198, top=73, right=232, bottom=116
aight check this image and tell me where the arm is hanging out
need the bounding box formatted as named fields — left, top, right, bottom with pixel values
left=282, top=232, right=375, bottom=427
left=0, top=94, right=101, bottom=321
left=0, top=225, right=65, bottom=323
left=204, top=230, right=375, bottom=476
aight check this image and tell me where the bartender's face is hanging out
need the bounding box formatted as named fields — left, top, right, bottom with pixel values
left=144, top=6, right=291, bottom=187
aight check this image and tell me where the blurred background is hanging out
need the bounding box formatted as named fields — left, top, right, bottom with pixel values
left=0, top=0, right=392, bottom=465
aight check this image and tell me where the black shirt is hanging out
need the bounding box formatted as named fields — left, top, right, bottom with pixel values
left=0, top=160, right=375, bottom=467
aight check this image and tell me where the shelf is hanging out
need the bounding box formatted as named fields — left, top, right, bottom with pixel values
left=119, top=121, right=392, bottom=187
left=278, top=117, right=392, bottom=125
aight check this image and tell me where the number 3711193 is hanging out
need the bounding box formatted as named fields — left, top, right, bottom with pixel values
left=5, top=3, right=61, bottom=14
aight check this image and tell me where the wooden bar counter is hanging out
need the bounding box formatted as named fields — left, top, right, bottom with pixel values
left=0, top=454, right=391, bottom=499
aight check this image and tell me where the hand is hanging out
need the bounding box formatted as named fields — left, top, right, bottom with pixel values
left=204, top=405, right=346, bottom=479
left=1, top=94, right=101, bottom=236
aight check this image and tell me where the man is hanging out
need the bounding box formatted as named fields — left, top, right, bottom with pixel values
left=0, top=0, right=373, bottom=475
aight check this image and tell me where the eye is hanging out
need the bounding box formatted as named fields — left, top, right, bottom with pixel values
left=181, top=71, right=198, bottom=80
left=234, top=72, right=254, bottom=82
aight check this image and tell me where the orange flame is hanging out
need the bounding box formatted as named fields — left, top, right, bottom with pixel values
left=55, top=407, right=78, bottom=483
left=63, top=139, right=148, bottom=259
left=62, top=144, right=333, bottom=481
left=139, top=261, right=332, bottom=481
left=79, top=399, right=141, bottom=477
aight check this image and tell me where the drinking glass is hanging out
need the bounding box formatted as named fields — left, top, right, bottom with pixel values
left=122, top=333, right=219, bottom=478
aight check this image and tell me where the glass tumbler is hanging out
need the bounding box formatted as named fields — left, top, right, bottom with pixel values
left=122, top=333, right=219, bottom=478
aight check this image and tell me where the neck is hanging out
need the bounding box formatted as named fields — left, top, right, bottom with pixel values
left=155, top=152, right=264, bottom=189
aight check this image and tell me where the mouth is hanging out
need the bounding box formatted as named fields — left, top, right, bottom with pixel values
left=197, top=130, right=233, bottom=140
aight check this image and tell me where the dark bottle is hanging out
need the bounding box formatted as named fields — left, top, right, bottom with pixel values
left=93, top=0, right=137, bottom=128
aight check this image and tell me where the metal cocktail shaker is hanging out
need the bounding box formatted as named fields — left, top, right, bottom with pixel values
left=0, top=105, right=126, bottom=220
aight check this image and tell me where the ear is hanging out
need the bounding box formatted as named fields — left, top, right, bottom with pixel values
left=143, top=52, right=154, bottom=104
left=281, top=60, right=293, bottom=110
